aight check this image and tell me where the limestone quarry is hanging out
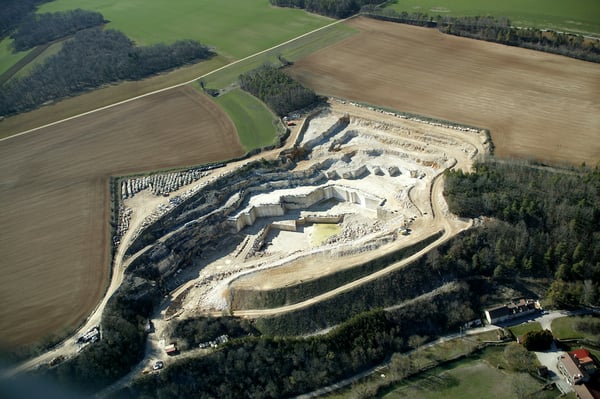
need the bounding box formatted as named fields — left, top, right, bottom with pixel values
left=117, top=99, right=491, bottom=322
left=6, top=100, right=491, bottom=378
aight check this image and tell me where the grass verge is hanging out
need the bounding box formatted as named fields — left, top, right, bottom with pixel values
left=1, top=20, right=353, bottom=139
left=214, top=88, right=279, bottom=151
left=385, top=0, right=600, bottom=36
left=12, top=41, right=64, bottom=80
left=202, top=21, right=356, bottom=90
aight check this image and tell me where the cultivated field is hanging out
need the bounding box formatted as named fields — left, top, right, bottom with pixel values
left=37, top=0, right=332, bottom=58
left=0, top=86, right=243, bottom=347
left=0, top=56, right=230, bottom=139
left=385, top=0, right=600, bottom=36
left=287, top=17, right=600, bottom=165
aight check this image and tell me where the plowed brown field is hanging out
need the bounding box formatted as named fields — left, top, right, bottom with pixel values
left=288, top=17, right=600, bottom=165
left=0, top=86, right=243, bottom=346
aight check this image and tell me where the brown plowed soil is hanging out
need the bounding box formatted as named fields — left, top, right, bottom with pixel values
left=287, top=17, right=600, bottom=165
left=0, top=86, right=243, bottom=346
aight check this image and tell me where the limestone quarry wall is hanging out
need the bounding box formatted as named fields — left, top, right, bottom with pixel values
left=298, top=215, right=344, bottom=225
left=231, top=184, right=383, bottom=232
left=303, top=115, right=350, bottom=150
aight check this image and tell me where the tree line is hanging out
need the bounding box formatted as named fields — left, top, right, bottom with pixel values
left=119, top=310, right=394, bottom=399
left=11, top=9, right=106, bottom=51
left=269, top=0, right=380, bottom=19
left=0, top=28, right=213, bottom=116
left=0, top=0, right=52, bottom=39
left=115, top=284, right=474, bottom=399
left=239, top=63, right=323, bottom=116
left=362, top=8, right=600, bottom=63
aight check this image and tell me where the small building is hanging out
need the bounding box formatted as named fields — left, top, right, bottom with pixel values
left=165, top=343, right=178, bottom=356
left=571, top=349, right=598, bottom=375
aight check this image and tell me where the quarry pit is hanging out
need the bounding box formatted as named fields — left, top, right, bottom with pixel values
left=114, top=100, right=491, bottom=321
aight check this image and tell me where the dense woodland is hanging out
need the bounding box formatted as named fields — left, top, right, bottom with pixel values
left=239, top=64, right=322, bottom=116
left=169, top=317, right=258, bottom=350
left=269, top=0, right=380, bottom=18
left=11, top=9, right=105, bottom=51
left=0, top=0, right=52, bottom=38
left=362, top=8, right=600, bottom=63
left=444, top=161, right=600, bottom=306
left=114, top=286, right=473, bottom=399
left=0, top=28, right=213, bottom=116
left=117, top=307, right=409, bottom=399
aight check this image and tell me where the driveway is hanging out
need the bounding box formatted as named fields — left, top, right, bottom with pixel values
left=534, top=342, right=570, bottom=395
left=494, top=309, right=596, bottom=395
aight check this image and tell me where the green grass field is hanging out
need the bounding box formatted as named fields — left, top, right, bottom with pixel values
left=12, top=41, right=63, bottom=80
left=0, top=38, right=31, bottom=76
left=385, top=0, right=600, bottom=35
left=38, top=0, right=332, bottom=59
left=380, top=362, right=547, bottom=399
left=509, top=321, right=542, bottom=338
left=370, top=346, right=554, bottom=399
left=202, top=21, right=356, bottom=89
left=214, top=88, right=279, bottom=151
left=551, top=316, right=589, bottom=340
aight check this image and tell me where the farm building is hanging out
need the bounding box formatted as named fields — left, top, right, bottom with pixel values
left=484, top=298, right=540, bottom=324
